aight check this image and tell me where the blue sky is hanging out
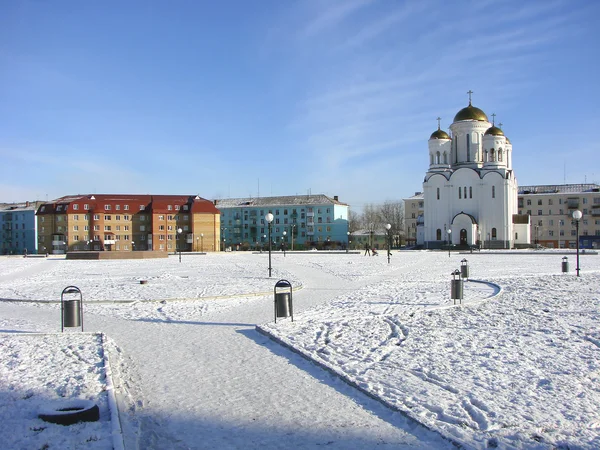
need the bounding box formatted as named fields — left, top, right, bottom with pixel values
left=1, top=0, right=599, bottom=210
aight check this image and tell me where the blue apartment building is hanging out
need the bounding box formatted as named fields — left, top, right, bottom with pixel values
left=1, top=201, right=44, bottom=255
left=214, top=194, right=349, bottom=250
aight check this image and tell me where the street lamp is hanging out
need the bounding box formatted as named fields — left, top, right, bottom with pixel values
left=131, top=241, right=135, bottom=251
left=196, top=236, right=199, bottom=252
left=346, top=231, right=350, bottom=253
left=534, top=225, right=539, bottom=246
left=266, top=213, right=274, bottom=277
left=282, top=231, right=287, bottom=257
left=385, top=224, right=392, bottom=263
left=572, top=210, right=582, bottom=277
left=177, top=227, right=183, bottom=262
left=200, top=233, right=204, bottom=252
left=290, top=224, right=295, bottom=250
left=447, top=229, right=452, bottom=257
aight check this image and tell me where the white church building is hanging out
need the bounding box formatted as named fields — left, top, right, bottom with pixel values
left=417, top=94, right=530, bottom=249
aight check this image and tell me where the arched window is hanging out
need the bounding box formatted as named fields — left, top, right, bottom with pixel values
left=492, top=186, right=496, bottom=198
left=436, top=151, right=441, bottom=164
left=491, top=228, right=497, bottom=240
left=436, top=229, right=442, bottom=240
left=466, top=135, right=470, bottom=161
left=498, top=149, right=503, bottom=161
left=430, top=153, right=434, bottom=165
left=469, top=186, right=472, bottom=198
left=437, top=187, right=440, bottom=200
left=463, top=187, right=467, bottom=199
left=458, top=187, right=462, bottom=199
left=443, top=152, right=447, bottom=164
left=484, top=150, right=488, bottom=162
left=490, top=149, right=496, bottom=162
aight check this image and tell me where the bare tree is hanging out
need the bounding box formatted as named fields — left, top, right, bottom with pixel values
left=378, top=200, right=405, bottom=247
left=348, top=210, right=362, bottom=234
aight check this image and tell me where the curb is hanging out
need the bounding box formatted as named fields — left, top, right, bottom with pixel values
left=100, top=333, right=125, bottom=450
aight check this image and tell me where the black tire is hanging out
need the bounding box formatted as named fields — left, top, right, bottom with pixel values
left=38, top=399, right=100, bottom=426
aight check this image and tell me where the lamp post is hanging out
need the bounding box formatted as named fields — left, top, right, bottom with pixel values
left=196, top=236, right=199, bottom=252
left=282, top=231, right=287, bottom=257
left=447, top=229, right=452, bottom=257
left=131, top=241, right=135, bottom=252
left=385, top=224, right=392, bottom=263
left=346, top=231, right=350, bottom=253
left=177, top=228, right=182, bottom=262
left=534, top=225, right=539, bottom=246
left=573, top=210, right=582, bottom=277
left=266, top=213, right=274, bottom=277
left=290, top=224, right=295, bottom=250
left=200, top=233, right=204, bottom=252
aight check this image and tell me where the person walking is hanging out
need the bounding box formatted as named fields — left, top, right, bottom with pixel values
left=364, top=242, right=371, bottom=256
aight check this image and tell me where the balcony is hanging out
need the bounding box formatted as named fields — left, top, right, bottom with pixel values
left=567, top=198, right=580, bottom=209
left=592, top=208, right=600, bottom=216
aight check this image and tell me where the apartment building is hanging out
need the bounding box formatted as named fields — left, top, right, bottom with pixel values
left=36, top=194, right=220, bottom=254
left=518, top=184, right=600, bottom=249
left=214, top=195, right=349, bottom=250
left=403, top=192, right=424, bottom=247
left=1, top=201, right=44, bottom=255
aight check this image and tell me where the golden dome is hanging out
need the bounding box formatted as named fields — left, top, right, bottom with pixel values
left=505, top=137, right=511, bottom=144
left=430, top=128, right=450, bottom=140
left=484, top=126, right=504, bottom=136
left=453, top=104, right=488, bottom=122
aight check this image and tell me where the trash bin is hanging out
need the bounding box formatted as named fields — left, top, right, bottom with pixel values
left=274, top=279, right=293, bottom=322
left=451, top=270, right=463, bottom=304
left=461, top=259, right=469, bottom=280
left=562, top=256, right=569, bottom=273
left=61, top=286, right=83, bottom=332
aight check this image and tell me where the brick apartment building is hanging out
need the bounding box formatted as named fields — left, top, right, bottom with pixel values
left=36, top=194, right=220, bottom=254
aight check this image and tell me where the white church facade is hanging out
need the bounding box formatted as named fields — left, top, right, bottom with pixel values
left=417, top=94, right=530, bottom=249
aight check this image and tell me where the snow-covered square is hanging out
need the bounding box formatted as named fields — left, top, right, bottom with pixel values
left=0, top=250, right=599, bottom=449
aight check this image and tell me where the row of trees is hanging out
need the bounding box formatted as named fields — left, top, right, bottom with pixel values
left=348, top=200, right=405, bottom=247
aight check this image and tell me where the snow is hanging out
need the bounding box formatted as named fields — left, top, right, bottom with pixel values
left=0, top=250, right=599, bottom=449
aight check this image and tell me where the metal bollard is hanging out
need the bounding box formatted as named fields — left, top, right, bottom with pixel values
left=562, top=256, right=569, bottom=273
left=460, top=258, right=469, bottom=280
left=274, top=279, right=293, bottom=322
left=61, top=286, right=83, bottom=332
left=451, top=270, right=463, bottom=304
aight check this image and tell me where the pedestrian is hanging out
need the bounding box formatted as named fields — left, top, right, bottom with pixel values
left=364, top=242, right=371, bottom=256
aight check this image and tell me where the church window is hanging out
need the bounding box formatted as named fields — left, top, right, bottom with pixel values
left=498, top=149, right=503, bottom=161
left=458, top=187, right=462, bottom=199
left=469, top=187, right=472, bottom=198
left=491, top=228, right=497, bottom=240
left=490, top=149, right=496, bottom=162
left=430, top=154, right=434, bottom=165
left=437, top=188, right=440, bottom=200
left=515, top=232, right=518, bottom=240
left=484, top=150, right=488, bottom=162
left=466, top=135, right=470, bottom=161
left=443, top=152, right=447, bottom=164
left=436, top=151, right=440, bottom=164
left=436, top=229, right=442, bottom=240
left=492, top=186, right=496, bottom=198
left=464, top=187, right=467, bottom=198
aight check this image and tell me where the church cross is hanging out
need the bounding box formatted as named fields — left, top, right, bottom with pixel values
left=491, top=113, right=496, bottom=125
left=467, top=90, right=473, bottom=104
left=498, top=122, right=503, bottom=128
left=436, top=117, right=441, bottom=129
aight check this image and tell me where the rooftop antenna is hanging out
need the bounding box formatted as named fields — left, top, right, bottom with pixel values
left=467, top=89, right=473, bottom=105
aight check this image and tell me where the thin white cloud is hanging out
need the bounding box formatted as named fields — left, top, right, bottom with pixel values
left=298, top=0, right=373, bottom=40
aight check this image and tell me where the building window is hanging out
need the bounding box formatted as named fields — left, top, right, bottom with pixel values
left=140, top=205, right=145, bottom=210
left=73, top=215, right=79, bottom=220
left=436, top=229, right=441, bottom=240
left=105, top=205, right=111, bottom=210
left=492, top=186, right=496, bottom=199
left=124, top=215, right=130, bottom=221
left=491, top=228, right=497, bottom=239
left=175, top=205, right=180, bottom=210
left=73, top=225, right=79, bottom=231
left=93, top=214, right=100, bottom=220
left=538, top=210, right=542, bottom=215
left=104, top=226, right=111, bottom=231
left=115, top=215, right=120, bottom=221
left=105, top=215, right=111, bottom=220
left=168, top=205, right=172, bottom=211
left=140, top=225, right=145, bottom=232
left=459, top=187, right=462, bottom=199
left=73, top=204, right=79, bottom=210
left=437, top=188, right=440, bottom=200
left=158, top=215, right=164, bottom=220
left=84, top=204, right=89, bottom=210
left=527, top=199, right=531, bottom=206
left=548, top=199, right=553, bottom=205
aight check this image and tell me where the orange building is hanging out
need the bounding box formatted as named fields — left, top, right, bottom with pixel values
left=36, top=194, right=220, bottom=254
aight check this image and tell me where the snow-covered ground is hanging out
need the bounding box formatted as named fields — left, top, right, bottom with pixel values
left=0, top=250, right=599, bottom=449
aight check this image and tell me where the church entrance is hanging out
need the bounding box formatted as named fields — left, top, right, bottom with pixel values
left=460, top=229, right=467, bottom=245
